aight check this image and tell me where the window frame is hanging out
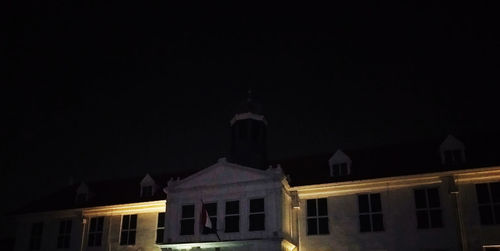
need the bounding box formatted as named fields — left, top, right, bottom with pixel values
left=29, top=222, right=43, bottom=250
left=156, top=212, right=165, bottom=243
left=180, top=204, right=195, bottom=235
left=87, top=217, right=104, bottom=247
left=306, top=198, right=329, bottom=235
left=331, top=162, right=349, bottom=177
left=202, top=202, right=218, bottom=235
left=57, top=219, right=72, bottom=249
left=120, top=214, right=137, bottom=246
left=414, top=187, right=443, bottom=229
left=249, top=198, right=265, bottom=231
left=141, top=185, right=153, bottom=197
left=224, top=200, right=240, bottom=233
left=358, top=193, right=384, bottom=232
left=476, top=182, right=500, bottom=225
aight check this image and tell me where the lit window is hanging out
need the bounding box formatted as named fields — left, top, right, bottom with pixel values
left=476, top=182, right=500, bottom=225
left=414, top=188, right=443, bottom=228
left=307, top=198, right=329, bottom=235
left=57, top=219, right=72, bottom=249
left=120, top=215, right=137, bottom=245
left=29, top=222, right=43, bottom=250
left=225, top=201, right=239, bottom=233
left=156, top=213, right=165, bottom=243
left=180, top=205, right=195, bottom=235
left=358, top=193, right=384, bottom=232
left=202, top=203, right=217, bottom=234
left=249, top=198, right=265, bottom=231
left=331, top=163, right=349, bottom=177
left=88, top=217, right=104, bottom=247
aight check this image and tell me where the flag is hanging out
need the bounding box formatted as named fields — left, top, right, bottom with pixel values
left=200, top=204, right=213, bottom=230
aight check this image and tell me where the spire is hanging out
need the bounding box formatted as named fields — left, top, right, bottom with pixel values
left=229, top=90, right=268, bottom=169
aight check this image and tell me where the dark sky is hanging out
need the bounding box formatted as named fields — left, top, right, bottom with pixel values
left=3, top=1, right=499, bottom=220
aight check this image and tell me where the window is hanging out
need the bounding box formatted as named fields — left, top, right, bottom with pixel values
left=358, top=193, right=384, bottom=232
left=476, top=182, right=500, bottom=225
left=331, top=163, right=348, bottom=177
left=120, top=215, right=137, bottom=245
left=414, top=188, right=443, bottom=228
left=142, top=185, right=153, bottom=197
left=76, top=193, right=87, bottom=203
left=249, top=198, right=265, bottom=231
left=202, top=203, right=217, bottom=234
left=57, top=219, right=72, bottom=249
left=443, top=149, right=463, bottom=164
left=307, top=198, right=329, bottom=235
left=88, top=217, right=104, bottom=247
left=29, top=222, right=43, bottom=250
left=180, top=205, right=195, bottom=235
left=156, top=213, right=165, bottom=243
left=239, top=120, right=249, bottom=140
left=251, top=120, right=261, bottom=141
left=225, top=200, right=239, bottom=233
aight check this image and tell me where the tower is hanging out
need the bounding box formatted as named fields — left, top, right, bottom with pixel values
left=229, top=90, right=268, bottom=169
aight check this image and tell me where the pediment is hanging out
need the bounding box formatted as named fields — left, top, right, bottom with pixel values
left=328, top=149, right=351, bottom=166
left=173, top=159, right=276, bottom=189
left=439, top=134, right=465, bottom=151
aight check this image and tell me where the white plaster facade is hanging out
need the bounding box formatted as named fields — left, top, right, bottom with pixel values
left=12, top=162, right=500, bottom=251
left=159, top=158, right=297, bottom=251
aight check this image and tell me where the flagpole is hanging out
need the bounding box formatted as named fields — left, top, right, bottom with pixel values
left=200, top=199, right=221, bottom=242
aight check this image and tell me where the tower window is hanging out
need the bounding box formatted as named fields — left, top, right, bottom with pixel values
left=239, top=120, right=248, bottom=140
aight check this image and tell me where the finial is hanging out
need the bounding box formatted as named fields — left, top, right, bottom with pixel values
left=247, top=88, right=253, bottom=101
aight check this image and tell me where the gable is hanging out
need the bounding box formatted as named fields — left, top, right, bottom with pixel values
left=140, top=173, right=156, bottom=186
left=440, top=134, right=465, bottom=151
left=328, top=149, right=351, bottom=166
left=174, top=159, right=276, bottom=189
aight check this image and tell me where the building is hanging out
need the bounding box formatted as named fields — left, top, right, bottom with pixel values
left=12, top=95, right=500, bottom=251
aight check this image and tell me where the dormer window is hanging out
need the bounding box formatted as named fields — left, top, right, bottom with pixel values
left=331, top=162, right=348, bottom=176
left=443, top=149, right=463, bottom=164
left=76, top=193, right=87, bottom=203
left=439, top=135, right=465, bottom=165
left=142, top=185, right=153, bottom=197
left=75, top=182, right=89, bottom=204
left=140, top=174, right=157, bottom=198
left=329, top=149, right=352, bottom=177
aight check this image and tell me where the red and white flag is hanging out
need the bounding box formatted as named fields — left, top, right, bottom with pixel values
left=200, top=204, right=213, bottom=230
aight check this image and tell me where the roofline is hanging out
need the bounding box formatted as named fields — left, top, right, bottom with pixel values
left=290, top=165, right=500, bottom=199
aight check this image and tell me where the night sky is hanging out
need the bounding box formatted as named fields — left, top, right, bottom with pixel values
left=3, top=1, right=499, bottom=229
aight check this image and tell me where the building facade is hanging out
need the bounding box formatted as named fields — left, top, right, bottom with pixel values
left=13, top=97, right=500, bottom=251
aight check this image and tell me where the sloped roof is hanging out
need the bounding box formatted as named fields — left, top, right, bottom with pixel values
left=274, top=133, right=500, bottom=186
left=15, top=132, right=500, bottom=214
left=15, top=170, right=198, bottom=214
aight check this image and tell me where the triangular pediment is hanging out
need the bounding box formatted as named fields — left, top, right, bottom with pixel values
left=174, top=159, right=276, bottom=189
